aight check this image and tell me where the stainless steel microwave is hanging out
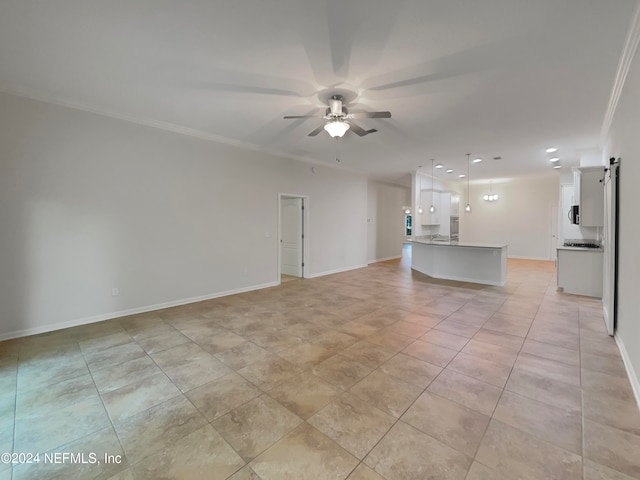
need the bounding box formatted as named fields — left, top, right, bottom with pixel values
left=569, top=205, right=580, bottom=225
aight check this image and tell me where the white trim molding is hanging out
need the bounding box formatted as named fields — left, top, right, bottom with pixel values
left=305, top=264, right=368, bottom=279
left=368, top=255, right=402, bottom=264
left=616, top=334, right=640, bottom=413
left=0, top=86, right=363, bottom=176
left=601, top=0, right=640, bottom=141
left=0, top=281, right=279, bottom=342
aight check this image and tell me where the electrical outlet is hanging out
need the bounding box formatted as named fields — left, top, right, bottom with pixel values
left=111, top=288, right=119, bottom=296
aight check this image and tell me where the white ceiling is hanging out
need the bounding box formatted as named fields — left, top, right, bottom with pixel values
left=0, top=0, right=637, bottom=186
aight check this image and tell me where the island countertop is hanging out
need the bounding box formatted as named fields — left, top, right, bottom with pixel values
left=410, top=238, right=508, bottom=286
left=410, top=238, right=508, bottom=249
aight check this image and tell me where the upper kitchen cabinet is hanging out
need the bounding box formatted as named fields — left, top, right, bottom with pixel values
left=573, top=167, right=605, bottom=227
left=450, top=193, right=460, bottom=216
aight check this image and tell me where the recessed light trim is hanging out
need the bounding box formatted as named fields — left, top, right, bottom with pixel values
left=435, top=163, right=444, bottom=169
left=458, top=174, right=465, bottom=178
left=546, top=147, right=558, bottom=153
left=446, top=169, right=453, bottom=173
left=553, top=165, right=562, bottom=169
left=550, top=157, right=560, bottom=162
left=473, top=158, right=482, bottom=163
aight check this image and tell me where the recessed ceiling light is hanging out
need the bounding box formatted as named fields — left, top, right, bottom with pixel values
left=473, top=158, right=482, bottom=163
left=493, top=156, right=502, bottom=160
left=553, top=165, right=562, bottom=169
left=458, top=174, right=465, bottom=178
left=546, top=147, right=558, bottom=153
left=549, top=157, right=560, bottom=162
left=446, top=169, right=453, bottom=173
left=435, top=164, right=444, bottom=169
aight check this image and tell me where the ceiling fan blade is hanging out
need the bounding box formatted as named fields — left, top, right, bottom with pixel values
left=349, top=122, right=377, bottom=137
left=284, top=114, right=320, bottom=119
left=308, top=125, right=325, bottom=136
left=349, top=111, right=392, bottom=119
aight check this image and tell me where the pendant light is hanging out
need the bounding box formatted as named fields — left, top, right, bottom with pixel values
left=429, top=159, right=436, bottom=213
left=465, top=153, right=472, bottom=212
left=483, top=180, right=499, bottom=202
left=417, top=167, right=423, bottom=214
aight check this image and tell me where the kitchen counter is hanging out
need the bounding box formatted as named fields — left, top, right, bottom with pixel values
left=410, top=239, right=508, bottom=286
left=557, top=245, right=604, bottom=252
left=412, top=238, right=508, bottom=249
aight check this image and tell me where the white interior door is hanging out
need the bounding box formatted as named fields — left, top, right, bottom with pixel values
left=281, top=197, right=303, bottom=277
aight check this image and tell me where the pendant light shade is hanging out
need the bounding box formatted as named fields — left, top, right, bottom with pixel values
left=483, top=180, right=499, bottom=202
left=465, top=153, right=472, bottom=213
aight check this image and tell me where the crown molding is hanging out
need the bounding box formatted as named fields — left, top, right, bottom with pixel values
left=0, top=85, right=364, bottom=176
left=601, top=0, right=640, bottom=141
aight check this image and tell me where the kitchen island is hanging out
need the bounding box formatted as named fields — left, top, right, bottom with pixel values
left=410, top=238, right=508, bottom=286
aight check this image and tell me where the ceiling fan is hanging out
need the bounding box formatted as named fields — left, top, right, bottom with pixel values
left=283, top=95, right=391, bottom=138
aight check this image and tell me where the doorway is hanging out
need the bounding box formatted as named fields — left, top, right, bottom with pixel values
left=279, top=194, right=308, bottom=281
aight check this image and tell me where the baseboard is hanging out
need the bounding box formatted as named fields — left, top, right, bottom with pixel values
left=615, top=334, right=640, bottom=413
left=508, top=255, right=554, bottom=261
left=367, top=255, right=402, bottom=264
left=305, top=264, right=368, bottom=279
left=0, top=280, right=279, bottom=341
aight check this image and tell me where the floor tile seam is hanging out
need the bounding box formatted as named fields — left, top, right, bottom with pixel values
left=102, top=348, right=187, bottom=419
left=467, top=316, right=537, bottom=464
left=478, top=417, right=585, bottom=467
left=577, top=299, right=588, bottom=480
left=515, top=349, right=580, bottom=368
left=397, top=386, right=491, bottom=461
left=115, top=391, right=210, bottom=470
left=302, top=408, right=396, bottom=468
left=213, top=404, right=305, bottom=466
left=7, top=359, right=17, bottom=459
left=73, top=341, right=122, bottom=451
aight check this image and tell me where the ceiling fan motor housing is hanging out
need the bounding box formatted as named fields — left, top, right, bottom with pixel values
left=328, top=96, right=343, bottom=116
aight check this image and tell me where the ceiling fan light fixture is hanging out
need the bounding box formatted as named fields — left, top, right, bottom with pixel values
left=324, top=120, right=350, bottom=138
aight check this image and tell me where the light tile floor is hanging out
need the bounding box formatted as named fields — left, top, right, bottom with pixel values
left=1, top=252, right=640, bottom=479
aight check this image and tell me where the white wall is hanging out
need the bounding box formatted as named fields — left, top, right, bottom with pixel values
left=605, top=41, right=640, bottom=403
left=460, top=175, right=559, bottom=260
left=0, top=92, right=368, bottom=340
left=367, top=180, right=409, bottom=263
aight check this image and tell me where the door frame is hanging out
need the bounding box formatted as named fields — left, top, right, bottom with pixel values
left=278, top=193, right=309, bottom=281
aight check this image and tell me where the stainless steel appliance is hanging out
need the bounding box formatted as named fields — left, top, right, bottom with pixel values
left=569, top=205, right=580, bottom=225
left=450, top=216, right=459, bottom=240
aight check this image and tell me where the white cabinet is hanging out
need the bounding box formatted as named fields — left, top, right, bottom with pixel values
left=573, top=167, right=604, bottom=227
left=557, top=248, right=603, bottom=297
left=450, top=193, right=460, bottom=216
